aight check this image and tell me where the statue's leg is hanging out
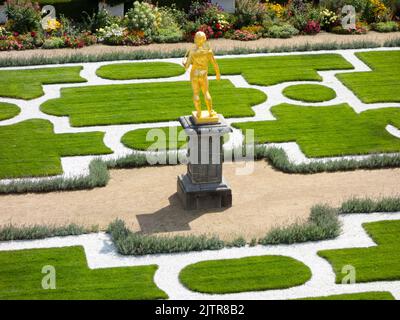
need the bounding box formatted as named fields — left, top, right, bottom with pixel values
left=192, top=77, right=201, bottom=117
left=200, top=76, right=213, bottom=115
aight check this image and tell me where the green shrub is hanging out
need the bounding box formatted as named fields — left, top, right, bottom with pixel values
left=125, top=1, right=161, bottom=37
left=81, top=8, right=113, bottom=33
left=235, top=0, right=266, bottom=28
left=108, top=219, right=225, bottom=256
left=265, top=24, right=299, bottom=38
left=373, top=21, right=399, bottom=32
left=153, top=26, right=183, bottom=43
left=5, top=0, right=41, bottom=34
left=0, top=223, right=97, bottom=241
left=259, top=204, right=341, bottom=245
left=255, top=146, right=400, bottom=174
left=339, top=196, right=400, bottom=213
left=42, top=37, right=65, bottom=49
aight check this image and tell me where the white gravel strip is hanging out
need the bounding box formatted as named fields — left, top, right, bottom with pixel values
left=0, top=47, right=399, bottom=183
left=0, top=212, right=399, bottom=300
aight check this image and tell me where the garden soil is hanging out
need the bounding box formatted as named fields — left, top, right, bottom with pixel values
left=0, top=161, right=399, bottom=241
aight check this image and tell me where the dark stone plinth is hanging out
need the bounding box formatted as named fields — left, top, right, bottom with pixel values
left=177, top=174, right=232, bottom=210
left=177, top=114, right=232, bottom=210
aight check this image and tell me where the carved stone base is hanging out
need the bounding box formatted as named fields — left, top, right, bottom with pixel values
left=177, top=174, right=232, bottom=210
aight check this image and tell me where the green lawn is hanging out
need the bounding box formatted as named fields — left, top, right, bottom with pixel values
left=96, top=62, right=185, bottom=80
left=337, top=51, right=400, bottom=103
left=318, top=220, right=400, bottom=284
left=122, top=126, right=187, bottom=151
left=283, top=84, right=336, bottom=102
left=233, top=104, right=400, bottom=158
left=179, top=255, right=312, bottom=294
left=0, top=246, right=167, bottom=300
left=40, top=80, right=266, bottom=127
left=299, top=292, right=395, bottom=300
left=0, top=66, right=86, bottom=100
left=0, top=102, right=20, bottom=121
left=211, top=54, right=353, bottom=86
left=0, top=119, right=112, bottom=179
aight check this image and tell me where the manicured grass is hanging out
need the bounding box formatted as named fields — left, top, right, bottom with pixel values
left=179, top=255, right=312, bottom=294
left=121, top=126, right=230, bottom=151
left=0, top=246, right=167, bottom=300
left=41, top=80, right=266, bottom=127
left=234, top=103, right=400, bottom=157
left=299, top=292, right=395, bottom=300
left=0, top=119, right=112, bottom=179
left=0, top=66, right=86, bottom=100
left=0, top=102, right=20, bottom=121
left=96, top=62, right=185, bottom=80
left=337, top=51, right=400, bottom=103
left=318, top=220, right=400, bottom=284
left=211, top=54, right=353, bottom=86
left=122, top=126, right=187, bottom=151
left=283, top=84, right=336, bottom=102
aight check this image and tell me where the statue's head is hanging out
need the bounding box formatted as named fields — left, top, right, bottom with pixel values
left=194, top=31, right=207, bottom=47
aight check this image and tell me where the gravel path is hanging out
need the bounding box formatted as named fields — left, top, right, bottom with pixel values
left=1, top=31, right=399, bottom=61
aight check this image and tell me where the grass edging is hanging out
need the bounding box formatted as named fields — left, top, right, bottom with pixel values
left=0, top=39, right=399, bottom=68
left=2, top=146, right=400, bottom=194
left=0, top=224, right=98, bottom=241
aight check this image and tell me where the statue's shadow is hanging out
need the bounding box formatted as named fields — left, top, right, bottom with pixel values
left=136, top=193, right=228, bottom=234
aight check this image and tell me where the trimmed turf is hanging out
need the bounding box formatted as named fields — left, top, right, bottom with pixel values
left=40, top=80, right=266, bottom=127
left=283, top=84, right=336, bottom=102
left=0, top=102, right=20, bottom=121
left=337, top=50, right=400, bottom=103
left=318, top=220, right=400, bottom=284
left=0, top=246, right=167, bottom=300
left=96, top=62, right=185, bottom=80
left=0, top=66, right=86, bottom=100
left=299, top=292, right=395, bottom=300
left=210, top=54, right=353, bottom=86
left=233, top=103, right=400, bottom=158
left=122, top=126, right=187, bottom=151
left=179, top=255, right=312, bottom=294
left=0, top=119, right=112, bottom=179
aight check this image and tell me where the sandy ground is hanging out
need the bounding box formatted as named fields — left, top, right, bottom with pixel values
left=1, top=32, right=399, bottom=61
left=0, top=161, right=399, bottom=240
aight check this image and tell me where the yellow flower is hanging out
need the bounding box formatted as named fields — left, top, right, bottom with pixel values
left=46, top=19, right=61, bottom=32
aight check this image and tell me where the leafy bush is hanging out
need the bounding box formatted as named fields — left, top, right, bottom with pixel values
left=108, top=219, right=225, bottom=256
left=41, top=37, right=65, bottom=49
left=319, top=8, right=339, bottom=31
left=259, top=204, right=341, bottom=245
left=265, top=24, right=299, bottom=38
left=231, top=29, right=260, bottom=41
left=153, top=26, right=183, bottom=43
left=304, top=20, right=321, bottom=34
left=5, top=0, right=41, bottom=34
left=235, top=0, right=266, bottom=28
left=0, top=223, right=97, bottom=241
left=125, top=1, right=161, bottom=37
left=82, top=8, right=113, bottom=33
left=339, top=196, right=400, bottom=213
left=372, top=20, right=399, bottom=31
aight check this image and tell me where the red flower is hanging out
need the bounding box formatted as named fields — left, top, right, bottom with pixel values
left=30, top=32, right=36, bottom=38
left=13, top=32, right=19, bottom=37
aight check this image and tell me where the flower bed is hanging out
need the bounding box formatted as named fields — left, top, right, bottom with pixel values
left=0, top=0, right=399, bottom=51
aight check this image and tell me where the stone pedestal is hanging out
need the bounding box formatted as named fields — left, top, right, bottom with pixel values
left=177, top=114, right=232, bottom=210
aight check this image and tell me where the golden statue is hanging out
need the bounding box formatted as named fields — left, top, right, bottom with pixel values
left=183, top=31, right=221, bottom=124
